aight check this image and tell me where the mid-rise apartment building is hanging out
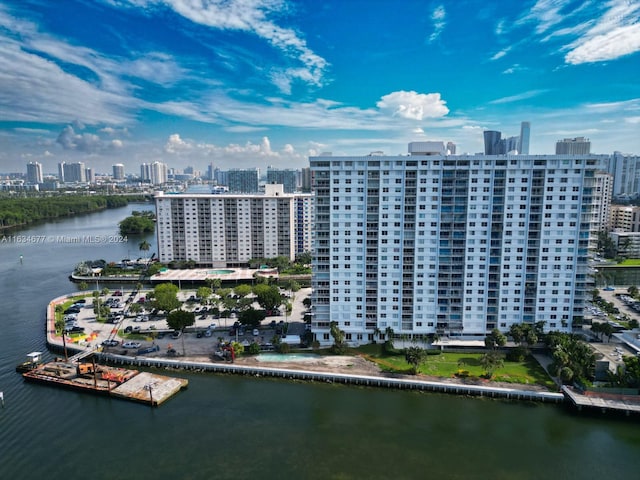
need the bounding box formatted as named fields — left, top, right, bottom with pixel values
left=266, top=167, right=297, bottom=193
left=556, top=137, right=591, bottom=155
left=26, top=161, right=43, bottom=184
left=155, top=184, right=312, bottom=267
left=227, top=168, right=259, bottom=193
left=310, top=144, right=605, bottom=344
left=610, top=205, right=640, bottom=232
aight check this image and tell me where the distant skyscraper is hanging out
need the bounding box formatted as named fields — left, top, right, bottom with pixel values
left=112, top=163, right=125, bottom=180
left=504, top=136, right=519, bottom=154
left=266, top=167, right=297, bottom=193
left=446, top=142, right=456, bottom=155
left=213, top=168, right=228, bottom=186
left=556, top=137, right=591, bottom=155
left=300, top=167, right=311, bottom=193
left=58, top=162, right=65, bottom=182
left=26, top=161, right=43, bottom=184
left=483, top=130, right=502, bottom=155
left=608, top=151, right=640, bottom=197
left=228, top=168, right=259, bottom=193
left=140, top=161, right=168, bottom=185
left=518, top=122, right=530, bottom=154
left=62, top=162, right=86, bottom=182
left=85, top=167, right=94, bottom=183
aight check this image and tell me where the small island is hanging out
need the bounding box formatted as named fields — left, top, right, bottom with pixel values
left=119, top=210, right=155, bottom=235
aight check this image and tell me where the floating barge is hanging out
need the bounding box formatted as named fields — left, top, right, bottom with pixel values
left=21, top=359, right=188, bottom=407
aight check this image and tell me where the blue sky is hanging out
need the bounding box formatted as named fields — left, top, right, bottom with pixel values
left=0, top=0, right=639, bottom=175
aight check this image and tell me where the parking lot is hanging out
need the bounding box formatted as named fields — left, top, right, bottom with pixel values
left=62, top=287, right=312, bottom=358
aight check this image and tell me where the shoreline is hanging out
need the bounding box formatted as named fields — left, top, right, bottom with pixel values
left=41, top=292, right=640, bottom=416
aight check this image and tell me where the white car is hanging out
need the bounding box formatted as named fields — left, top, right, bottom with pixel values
left=122, top=341, right=141, bottom=349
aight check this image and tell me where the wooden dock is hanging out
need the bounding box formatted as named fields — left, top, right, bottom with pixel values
left=562, top=386, right=640, bottom=415
left=22, top=360, right=187, bottom=407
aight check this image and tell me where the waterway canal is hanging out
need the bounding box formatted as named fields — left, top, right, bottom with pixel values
left=1, top=204, right=639, bottom=479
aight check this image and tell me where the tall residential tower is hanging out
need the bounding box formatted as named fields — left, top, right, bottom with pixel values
left=309, top=143, right=605, bottom=344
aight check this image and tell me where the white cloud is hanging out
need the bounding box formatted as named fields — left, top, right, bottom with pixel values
left=490, top=47, right=511, bottom=61
left=489, top=89, right=548, bottom=104
left=518, top=0, right=572, bottom=34
left=376, top=91, right=449, bottom=120
left=126, top=0, right=328, bottom=92
left=565, top=23, right=640, bottom=64
left=519, top=0, right=640, bottom=64
left=429, top=5, right=446, bottom=43
left=56, top=125, right=103, bottom=152
left=164, top=133, right=193, bottom=153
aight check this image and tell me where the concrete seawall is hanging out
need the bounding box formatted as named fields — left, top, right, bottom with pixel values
left=46, top=293, right=564, bottom=404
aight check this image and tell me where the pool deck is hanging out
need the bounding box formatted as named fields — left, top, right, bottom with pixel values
left=150, top=267, right=277, bottom=283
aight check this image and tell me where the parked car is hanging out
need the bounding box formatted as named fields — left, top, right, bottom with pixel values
left=113, top=290, right=123, bottom=296
left=209, top=323, right=217, bottom=330
left=204, top=329, right=213, bottom=337
left=101, top=339, right=119, bottom=347
left=122, top=341, right=141, bottom=349
left=171, top=330, right=182, bottom=339
left=252, top=329, right=260, bottom=336
left=65, top=325, right=84, bottom=333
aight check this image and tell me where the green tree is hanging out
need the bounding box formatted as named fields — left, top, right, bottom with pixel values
left=129, top=302, right=142, bottom=314
left=384, top=326, right=395, bottom=352
left=78, top=281, right=88, bottom=291
left=238, top=308, right=266, bottom=328
left=480, top=351, right=504, bottom=378
left=484, top=328, right=507, bottom=350
left=253, top=284, right=282, bottom=311
left=404, top=346, right=427, bottom=374
left=119, top=215, right=155, bottom=235
left=295, top=251, right=312, bottom=265
left=231, top=341, right=245, bottom=356
left=196, top=286, right=212, bottom=303
left=153, top=283, right=181, bottom=312
left=206, top=278, right=222, bottom=290
left=139, top=240, right=151, bottom=260
left=248, top=342, right=261, bottom=355
left=329, top=321, right=348, bottom=354
left=628, top=285, right=639, bottom=299
left=234, top=284, right=252, bottom=298
left=54, top=317, right=69, bottom=361
left=166, top=309, right=195, bottom=355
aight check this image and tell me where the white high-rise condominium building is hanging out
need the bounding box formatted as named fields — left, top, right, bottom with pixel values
left=26, top=161, right=43, bottom=184
left=155, top=184, right=313, bottom=267
left=310, top=143, right=606, bottom=344
left=556, top=137, right=591, bottom=155
left=609, top=151, right=640, bottom=197
left=113, top=163, right=125, bottom=180
left=141, top=162, right=168, bottom=185
left=593, top=172, right=613, bottom=233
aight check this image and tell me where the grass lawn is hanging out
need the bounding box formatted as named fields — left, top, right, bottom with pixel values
left=355, top=344, right=556, bottom=389
left=617, top=259, right=640, bottom=266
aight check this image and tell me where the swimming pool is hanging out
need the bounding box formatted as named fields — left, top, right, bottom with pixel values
left=256, top=353, right=320, bottom=363
left=208, top=269, right=235, bottom=275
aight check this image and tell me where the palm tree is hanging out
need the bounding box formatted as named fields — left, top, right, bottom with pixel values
left=139, top=240, right=151, bottom=257
left=54, top=317, right=68, bottom=361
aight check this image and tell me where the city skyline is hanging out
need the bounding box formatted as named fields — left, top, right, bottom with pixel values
left=1, top=0, right=639, bottom=173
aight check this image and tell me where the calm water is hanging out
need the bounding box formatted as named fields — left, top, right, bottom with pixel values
left=1, top=205, right=639, bottom=480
